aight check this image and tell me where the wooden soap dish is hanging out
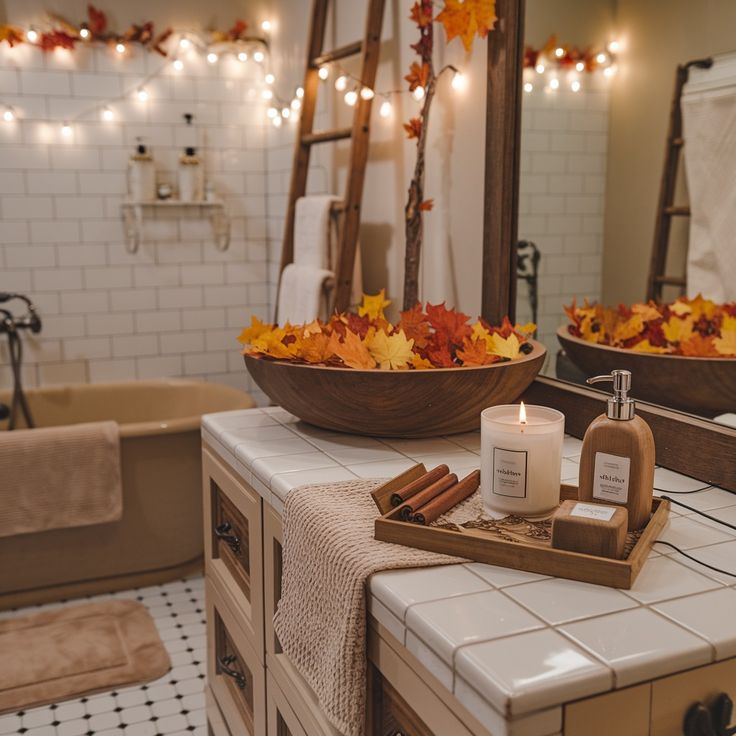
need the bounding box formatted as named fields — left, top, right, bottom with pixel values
left=372, top=463, right=669, bottom=589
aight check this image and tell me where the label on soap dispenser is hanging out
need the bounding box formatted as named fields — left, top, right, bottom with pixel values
left=592, top=452, right=630, bottom=504
left=492, top=447, right=528, bottom=498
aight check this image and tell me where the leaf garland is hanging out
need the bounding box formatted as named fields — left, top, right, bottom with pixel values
left=564, top=296, right=736, bottom=357
left=239, top=291, right=536, bottom=371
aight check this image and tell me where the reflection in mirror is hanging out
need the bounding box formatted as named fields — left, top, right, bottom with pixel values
left=516, top=0, right=736, bottom=423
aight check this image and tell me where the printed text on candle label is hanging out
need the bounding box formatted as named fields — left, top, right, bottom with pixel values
left=592, top=452, right=630, bottom=504
left=570, top=502, right=617, bottom=522
left=492, top=447, right=528, bottom=498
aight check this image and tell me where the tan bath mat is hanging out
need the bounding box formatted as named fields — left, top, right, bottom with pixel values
left=0, top=599, right=171, bottom=714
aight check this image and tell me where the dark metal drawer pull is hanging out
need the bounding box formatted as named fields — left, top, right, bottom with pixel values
left=684, top=694, right=736, bottom=736
left=214, top=521, right=241, bottom=554
left=218, top=655, right=246, bottom=689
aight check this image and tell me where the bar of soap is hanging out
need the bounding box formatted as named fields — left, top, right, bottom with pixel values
left=552, top=500, right=628, bottom=559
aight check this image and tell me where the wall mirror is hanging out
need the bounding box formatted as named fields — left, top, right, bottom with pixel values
left=485, top=0, right=736, bottom=425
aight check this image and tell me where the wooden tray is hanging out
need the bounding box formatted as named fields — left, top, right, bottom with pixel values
left=372, top=464, right=669, bottom=589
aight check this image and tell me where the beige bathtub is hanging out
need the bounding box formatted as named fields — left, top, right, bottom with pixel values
left=0, top=380, right=254, bottom=609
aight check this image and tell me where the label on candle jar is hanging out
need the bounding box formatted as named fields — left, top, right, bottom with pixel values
left=592, top=452, right=630, bottom=504
left=492, top=447, right=528, bottom=498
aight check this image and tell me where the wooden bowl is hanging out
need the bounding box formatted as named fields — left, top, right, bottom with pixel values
left=557, top=327, right=736, bottom=416
left=244, top=340, right=546, bottom=437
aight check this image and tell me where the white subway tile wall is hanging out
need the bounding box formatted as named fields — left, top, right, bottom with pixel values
left=516, top=81, right=609, bottom=356
left=0, top=44, right=270, bottom=402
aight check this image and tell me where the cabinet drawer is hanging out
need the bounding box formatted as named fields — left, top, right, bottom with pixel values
left=651, top=658, right=736, bottom=736
left=264, top=505, right=283, bottom=657
left=203, top=446, right=264, bottom=656
left=206, top=578, right=266, bottom=736
left=267, top=670, right=308, bottom=736
left=206, top=685, right=232, bottom=736
left=563, top=684, right=650, bottom=736
left=371, top=665, right=434, bottom=736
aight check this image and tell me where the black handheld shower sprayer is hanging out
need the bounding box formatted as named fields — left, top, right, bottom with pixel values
left=0, top=293, right=42, bottom=429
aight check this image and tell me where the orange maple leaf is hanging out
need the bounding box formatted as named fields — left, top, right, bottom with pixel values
left=436, top=0, right=497, bottom=52
left=403, top=117, right=423, bottom=140
left=409, top=1, right=433, bottom=27
left=419, top=199, right=434, bottom=211
left=411, top=353, right=434, bottom=370
left=679, top=333, right=720, bottom=357
left=457, top=338, right=499, bottom=366
left=298, top=332, right=335, bottom=364
left=404, top=61, right=430, bottom=91
left=426, top=302, right=472, bottom=344
left=332, top=329, right=376, bottom=370
left=398, top=304, right=432, bottom=349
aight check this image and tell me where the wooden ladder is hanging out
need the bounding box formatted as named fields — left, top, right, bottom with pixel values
left=278, top=0, right=386, bottom=314
left=646, top=57, right=713, bottom=303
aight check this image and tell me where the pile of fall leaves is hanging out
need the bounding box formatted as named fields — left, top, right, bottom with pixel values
left=239, top=291, right=536, bottom=371
left=564, top=296, right=736, bottom=357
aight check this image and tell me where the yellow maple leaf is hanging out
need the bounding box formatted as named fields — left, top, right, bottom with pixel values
left=368, top=329, right=415, bottom=370
left=250, top=327, right=298, bottom=360
left=714, top=329, right=736, bottom=356
left=514, top=322, right=536, bottom=335
left=471, top=321, right=493, bottom=349
left=662, top=316, right=694, bottom=344
left=670, top=299, right=692, bottom=317
left=630, top=339, right=669, bottom=354
left=436, top=0, right=497, bottom=52
left=632, top=303, right=662, bottom=322
left=612, top=314, right=644, bottom=344
left=411, top=353, right=434, bottom=370
left=238, top=315, right=271, bottom=346
left=358, top=289, right=391, bottom=321
left=489, top=332, right=520, bottom=359
left=301, top=319, right=323, bottom=337
left=721, top=314, right=736, bottom=333
left=688, top=294, right=718, bottom=320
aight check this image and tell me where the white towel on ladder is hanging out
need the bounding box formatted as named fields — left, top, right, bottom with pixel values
left=277, top=263, right=335, bottom=325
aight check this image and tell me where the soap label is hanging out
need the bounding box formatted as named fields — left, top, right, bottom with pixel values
left=570, top=502, right=617, bottom=522
left=492, top=447, right=528, bottom=498
left=592, top=452, right=630, bottom=504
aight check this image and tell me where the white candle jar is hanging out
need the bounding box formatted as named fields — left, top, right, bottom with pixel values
left=481, top=404, right=565, bottom=518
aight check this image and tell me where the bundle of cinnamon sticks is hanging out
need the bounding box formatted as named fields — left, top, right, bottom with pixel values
left=390, top=465, right=480, bottom=525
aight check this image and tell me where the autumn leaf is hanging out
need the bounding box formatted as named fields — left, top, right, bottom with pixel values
left=368, top=329, right=415, bottom=370
left=228, top=19, right=248, bottom=40
left=358, top=289, right=391, bottom=321
left=250, top=327, right=299, bottom=360
left=419, top=199, right=434, bottom=211
left=489, top=332, right=521, bottom=360
left=409, top=1, right=433, bottom=27
left=426, top=302, right=472, bottom=344
left=404, top=61, right=430, bottom=91
left=612, top=314, right=644, bottom=345
left=630, top=339, right=669, bottom=354
left=680, top=333, right=720, bottom=357
left=398, top=304, right=431, bottom=349
left=632, top=303, right=662, bottom=322
left=298, top=332, right=335, bottom=364
left=87, top=4, right=107, bottom=34
left=661, top=316, right=694, bottom=344
left=515, top=322, right=537, bottom=335
left=411, top=353, right=434, bottom=370
left=457, top=338, right=499, bottom=366
left=0, top=25, right=24, bottom=46
left=436, top=0, right=497, bottom=52
left=301, top=319, right=323, bottom=337
left=714, top=330, right=736, bottom=356
left=669, top=299, right=692, bottom=317
left=688, top=294, right=718, bottom=320
left=238, top=315, right=271, bottom=346
left=39, top=31, right=77, bottom=51
left=332, top=329, right=376, bottom=370
left=722, top=314, right=736, bottom=332
left=426, top=341, right=455, bottom=367
left=403, top=117, right=423, bottom=140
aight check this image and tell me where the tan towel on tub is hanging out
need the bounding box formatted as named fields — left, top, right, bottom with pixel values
left=273, top=479, right=465, bottom=736
left=0, top=421, right=122, bottom=537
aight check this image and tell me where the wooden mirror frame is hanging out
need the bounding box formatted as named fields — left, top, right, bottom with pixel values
left=483, top=0, right=736, bottom=491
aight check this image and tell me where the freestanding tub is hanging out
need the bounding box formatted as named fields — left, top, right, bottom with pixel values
left=0, top=380, right=254, bottom=609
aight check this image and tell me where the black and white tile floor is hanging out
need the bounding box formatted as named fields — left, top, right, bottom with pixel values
left=0, top=576, right=207, bottom=736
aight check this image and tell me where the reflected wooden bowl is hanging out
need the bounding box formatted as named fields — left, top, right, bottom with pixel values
left=244, top=340, right=546, bottom=438
left=557, top=327, right=736, bottom=416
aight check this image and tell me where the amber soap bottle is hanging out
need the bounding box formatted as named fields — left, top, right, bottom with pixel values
left=578, top=370, right=655, bottom=531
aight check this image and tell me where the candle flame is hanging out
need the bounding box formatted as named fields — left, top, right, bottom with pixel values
left=519, top=401, right=527, bottom=425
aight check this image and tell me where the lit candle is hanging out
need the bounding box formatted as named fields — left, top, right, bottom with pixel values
left=480, top=403, right=565, bottom=518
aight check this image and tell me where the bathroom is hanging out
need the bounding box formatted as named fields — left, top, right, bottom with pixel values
left=1, top=0, right=736, bottom=735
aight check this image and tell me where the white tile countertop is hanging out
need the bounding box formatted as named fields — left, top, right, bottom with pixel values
left=202, top=407, right=736, bottom=736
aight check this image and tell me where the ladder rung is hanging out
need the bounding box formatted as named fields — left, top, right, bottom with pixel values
left=302, top=128, right=352, bottom=145
left=312, top=41, right=363, bottom=67
left=654, top=275, right=686, bottom=286
left=672, top=137, right=684, bottom=146
left=664, top=205, right=691, bottom=216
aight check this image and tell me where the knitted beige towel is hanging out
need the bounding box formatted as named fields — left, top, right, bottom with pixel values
left=273, top=479, right=465, bottom=736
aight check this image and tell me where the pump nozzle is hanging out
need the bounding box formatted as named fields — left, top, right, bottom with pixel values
left=587, top=370, right=635, bottom=420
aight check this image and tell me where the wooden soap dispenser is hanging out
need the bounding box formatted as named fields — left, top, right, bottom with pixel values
left=578, top=370, right=655, bottom=530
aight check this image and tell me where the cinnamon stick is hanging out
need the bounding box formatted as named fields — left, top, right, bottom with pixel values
left=412, top=470, right=481, bottom=525
left=394, top=472, right=457, bottom=521
left=390, top=464, right=450, bottom=507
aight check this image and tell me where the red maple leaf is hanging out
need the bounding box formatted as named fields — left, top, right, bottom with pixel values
left=409, top=1, right=433, bottom=27
left=426, top=338, right=456, bottom=368
left=398, top=304, right=431, bottom=349
left=403, top=117, right=422, bottom=140
left=426, top=302, right=472, bottom=345
left=39, top=31, right=77, bottom=51
left=87, top=4, right=107, bottom=35
left=419, top=199, right=434, bottom=211
left=229, top=20, right=248, bottom=40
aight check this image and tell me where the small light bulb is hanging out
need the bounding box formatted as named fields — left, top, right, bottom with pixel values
left=207, top=52, right=218, bottom=64
left=608, top=40, right=621, bottom=53
left=238, top=51, right=248, bottom=62
left=603, top=65, right=617, bottom=78
left=101, top=106, right=113, bottom=121
left=318, top=66, right=329, bottom=80
left=412, top=85, right=425, bottom=101
left=571, top=80, right=581, bottom=92
left=3, top=107, right=15, bottom=122
left=335, top=75, right=347, bottom=91
left=555, top=47, right=564, bottom=58
left=360, top=87, right=374, bottom=100
left=290, top=98, right=301, bottom=111
left=281, top=107, right=290, bottom=119
left=265, top=73, right=275, bottom=85
left=523, top=81, right=533, bottom=93
left=61, top=122, right=72, bottom=137
left=253, top=50, right=265, bottom=63
left=173, top=59, right=184, bottom=71
left=79, top=27, right=90, bottom=39
left=272, top=115, right=282, bottom=128
left=575, top=61, right=585, bottom=72
left=344, top=89, right=358, bottom=106
left=179, top=37, right=190, bottom=49
left=379, top=99, right=391, bottom=117
left=535, top=63, right=545, bottom=74
left=261, top=89, right=273, bottom=100
left=267, top=107, right=278, bottom=118
left=26, top=29, right=38, bottom=43
left=115, top=42, right=126, bottom=54
left=296, top=86, right=304, bottom=99
left=549, top=77, right=560, bottom=90
left=261, top=20, right=272, bottom=32
left=596, top=52, right=607, bottom=64
left=451, top=72, right=466, bottom=91
left=137, top=87, right=149, bottom=102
